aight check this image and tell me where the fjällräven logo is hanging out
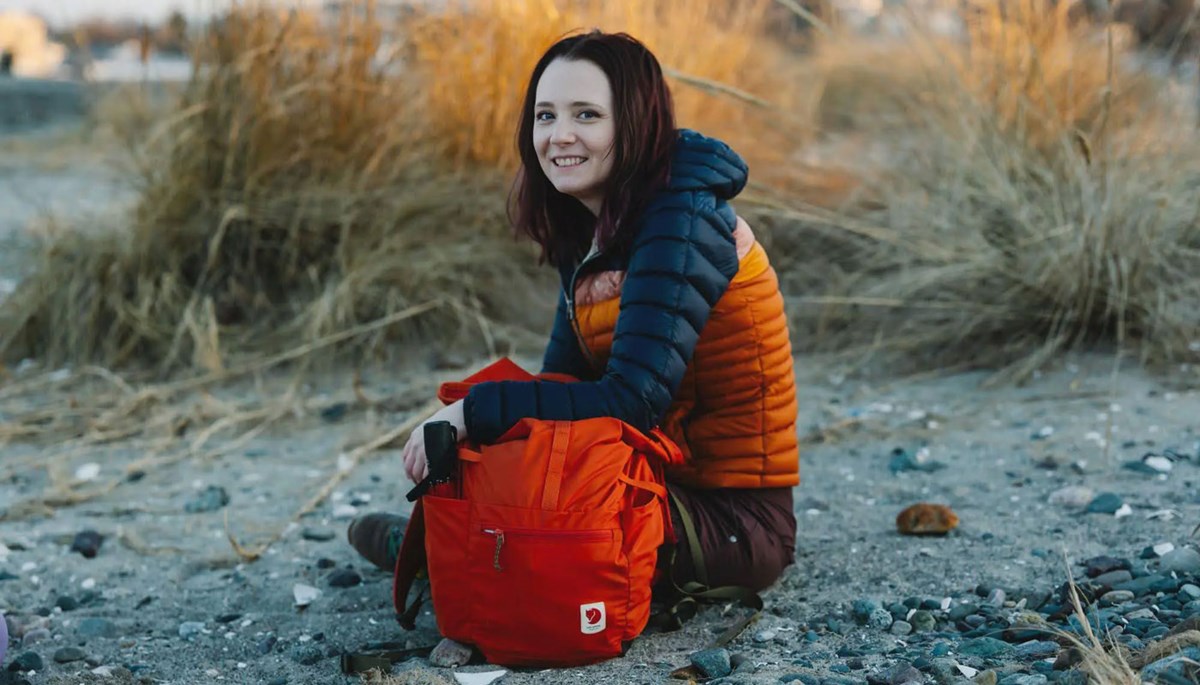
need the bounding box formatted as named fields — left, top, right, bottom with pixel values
left=579, top=602, right=606, bottom=634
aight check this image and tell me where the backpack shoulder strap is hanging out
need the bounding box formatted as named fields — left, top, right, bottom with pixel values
left=392, top=501, right=428, bottom=630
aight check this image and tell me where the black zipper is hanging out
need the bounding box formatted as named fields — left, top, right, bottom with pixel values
left=564, top=250, right=603, bottom=369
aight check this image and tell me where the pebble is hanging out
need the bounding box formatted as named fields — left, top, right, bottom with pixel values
left=986, top=589, right=1006, bottom=608
left=326, top=569, right=362, bottom=588
left=1084, top=556, right=1130, bottom=577
left=9, top=651, right=44, bottom=673
left=1048, top=485, right=1093, bottom=507
left=973, top=671, right=998, bottom=685
left=56, top=595, right=79, bottom=612
left=1014, top=640, right=1059, bottom=659
left=1160, top=548, right=1200, bottom=575
left=267, top=678, right=288, bottom=685
left=690, top=647, right=732, bottom=679
left=959, top=637, right=1012, bottom=658
left=178, top=621, right=205, bottom=640
left=316, top=558, right=337, bottom=570
left=301, top=528, right=336, bottom=542
left=873, top=662, right=923, bottom=685
left=999, top=675, right=1046, bottom=685
left=21, top=628, right=51, bottom=647
left=910, top=610, right=936, bottom=632
left=76, top=617, right=117, bottom=639
left=1100, top=590, right=1135, bottom=605
left=70, top=530, right=104, bottom=559
left=1180, top=584, right=1200, bottom=601
left=184, top=485, right=230, bottom=513
left=753, top=629, right=776, bottom=643
left=257, top=634, right=277, bottom=655
left=1091, top=570, right=1133, bottom=589
left=1085, top=493, right=1123, bottom=514
left=853, top=598, right=881, bottom=622
left=289, top=644, right=324, bottom=666
left=53, top=646, right=87, bottom=663
left=869, top=608, right=894, bottom=630
left=429, top=637, right=472, bottom=668
left=889, top=619, right=913, bottom=634
left=1141, top=646, right=1200, bottom=681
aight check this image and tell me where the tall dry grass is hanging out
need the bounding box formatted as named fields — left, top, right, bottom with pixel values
left=769, top=0, right=1200, bottom=380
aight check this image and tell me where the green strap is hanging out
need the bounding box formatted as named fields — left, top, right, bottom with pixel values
left=339, top=644, right=436, bottom=675
left=670, top=489, right=710, bottom=588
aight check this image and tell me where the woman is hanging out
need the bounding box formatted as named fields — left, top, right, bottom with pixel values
left=350, top=30, right=799, bottom=598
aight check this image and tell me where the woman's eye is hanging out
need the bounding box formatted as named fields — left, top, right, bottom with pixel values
left=535, top=111, right=554, bottom=122
left=578, top=110, right=598, bottom=120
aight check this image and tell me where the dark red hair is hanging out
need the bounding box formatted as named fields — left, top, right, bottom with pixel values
left=510, top=31, right=677, bottom=267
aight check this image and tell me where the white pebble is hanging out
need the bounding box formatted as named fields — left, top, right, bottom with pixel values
left=75, top=463, right=101, bottom=481
left=21, top=561, right=36, bottom=572
left=1114, top=504, right=1133, bottom=518
left=81, top=578, right=96, bottom=589
left=332, top=504, right=358, bottom=520
left=1154, top=542, right=1176, bottom=556
left=293, top=583, right=321, bottom=608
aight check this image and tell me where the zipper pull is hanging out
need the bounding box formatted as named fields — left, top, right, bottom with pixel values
left=484, top=528, right=505, bottom=571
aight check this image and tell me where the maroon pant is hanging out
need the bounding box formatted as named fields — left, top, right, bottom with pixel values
left=658, top=485, right=796, bottom=593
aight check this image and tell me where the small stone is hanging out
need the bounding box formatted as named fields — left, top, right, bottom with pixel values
left=257, top=634, right=277, bottom=655
left=1142, top=647, right=1200, bottom=681
left=21, top=628, right=51, bottom=647
left=959, top=637, right=1013, bottom=658
left=1014, top=641, right=1059, bottom=660
left=319, top=403, right=348, bottom=423
left=9, top=651, right=44, bottom=673
left=178, top=621, right=205, bottom=640
left=869, top=608, right=894, bottom=630
left=1085, top=493, right=1123, bottom=514
left=889, top=620, right=913, bottom=635
left=881, top=662, right=923, bottom=685
left=292, top=583, right=321, bottom=608
left=56, top=595, right=79, bottom=612
left=70, top=530, right=104, bottom=559
left=316, top=558, right=336, bottom=570
left=1180, top=584, right=1200, bottom=601
left=267, top=678, right=287, bottom=685
left=184, top=485, right=230, bottom=513
left=429, top=637, right=472, bottom=668
left=326, top=569, right=362, bottom=588
left=1100, top=590, right=1135, bottom=605
left=289, top=644, right=324, bottom=666
left=1161, top=548, right=1200, bottom=575
left=1084, top=556, right=1131, bottom=577
left=300, top=528, right=335, bottom=542
left=53, top=646, right=87, bottom=663
left=215, top=613, right=242, bottom=624
left=999, top=675, right=1046, bottom=685
left=973, top=670, right=998, bottom=685
left=949, top=603, right=979, bottom=621
left=76, top=618, right=117, bottom=639
left=910, top=610, right=936, bottom=632
left=853, top=598, right=881, bottom=622
left=0, top=570, right=18, bottom=581
left=986, top=588, right=1006, bottom=608
left=753, top=629, right=776, bottom=643
left=1092, top=570, right=1133, bottom=589
left=1048, top=486, right=1093, bottom=508
left=690, top=647, right=733, bottom=679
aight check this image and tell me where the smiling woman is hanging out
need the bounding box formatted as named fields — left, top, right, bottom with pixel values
left=350, top=28, right=800, bottom=657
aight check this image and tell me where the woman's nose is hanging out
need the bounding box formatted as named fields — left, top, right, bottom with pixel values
left=550, top=122, right=576, bottom=145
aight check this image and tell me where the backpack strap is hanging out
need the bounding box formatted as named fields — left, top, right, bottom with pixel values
left=651, top=489, right=763, bottom=631
left=339, top=643, right=436, bottom=675
left=392, top=501, right=428, bottom=630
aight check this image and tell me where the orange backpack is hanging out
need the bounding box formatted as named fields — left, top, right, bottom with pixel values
left=392, top=358, right=683, bottom=667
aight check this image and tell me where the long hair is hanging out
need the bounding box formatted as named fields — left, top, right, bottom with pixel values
left=510, top=31, right=677, bottom=267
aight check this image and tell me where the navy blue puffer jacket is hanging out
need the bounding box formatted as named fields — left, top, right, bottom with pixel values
left=462, top=129, right=746, bottom=443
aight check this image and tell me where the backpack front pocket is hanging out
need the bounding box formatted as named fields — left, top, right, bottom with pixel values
left=467, top=510, right=628, bottom=666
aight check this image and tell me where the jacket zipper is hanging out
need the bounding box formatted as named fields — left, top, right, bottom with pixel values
left=564, top=250, right=603, bottom=369
left=481, top=527, right=611, bottom=571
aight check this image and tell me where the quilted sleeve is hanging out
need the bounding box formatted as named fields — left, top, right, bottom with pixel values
left=539, top=290, right=596, bottom=380
left=462, top=195, right=740, bottom=444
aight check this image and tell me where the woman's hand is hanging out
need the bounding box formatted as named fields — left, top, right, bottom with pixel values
left=403, top=400, right=468, bottom=483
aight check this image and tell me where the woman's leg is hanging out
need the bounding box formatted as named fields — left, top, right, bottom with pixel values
left=662, top=486, right=796, bottom=592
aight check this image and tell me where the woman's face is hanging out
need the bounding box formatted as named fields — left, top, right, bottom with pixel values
left=533, top=58, right=616, bottom=216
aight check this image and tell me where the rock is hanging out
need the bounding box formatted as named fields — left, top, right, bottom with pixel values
left=690, top=647, right=732, bottom=679
left=896, top=503, right=958, bottom=536
left=319, top=403, right=348, bottom=422
left=1048, top=486, right=1093, bottom=508
left=184, top=485, right=230, bottom=513
left=1084, top=556, right=1130, bottom=577
left=178, top=621, right=205, bottom=640
left=20, top=628, right=51, bottom=647
left=973, top=671, right=998, bottom=685
left=1085, top=493, right=1123, bottom=514
left=1100, top=590, right=1135, bottom=605
left=1014, top=641, right=1059, bottom=660
left=753, top=629, right=776, bottom=642
left=986, top=589, right=1006, bottom=608
left=910, top=610, right=936, bottom=632
left=949, top=603, right=979, bottom=621
left=300, top=528, right=335, bottom=542
left=1053, top=648, right=1082, bottom=671
left=890, top=620, right=913, bottom=636
left=53, top=646, right=86, bottom=663
left=1160, top=548, right=1200, bottom=575
left=878, top=662, right=923, bottom=685
left=1179, top=584, right=1200, bottom=601
left=76, top=618, right=117, bottom=639
left=0, top=570, right=18, bottom=581
left=70, top=530, right=104, bottom=559
left=55, top=595, right=79, bottom=612
left=1140, top=647, right=1200, bottom=681
left=1092, top=570, right=1133, bottom=589
left=869, top=608, right=894, bottom=630
left=215, top=613, right=242, bottom=624
left=999, top=675, right=1046, bottom=685
left=731, top=652, right=754, bottom=675
left=266, top=678, right=287, bottom=685
left=326, top=569, right=362, bottom=588
left=8, top=651, right=43, bottom=673
left=257, top=634, right=277, bottom=655
left=289, top=644, right=324, bottom=666
left=889, top=447, right=946, bottom=474
left=959, top=637, right=1012, bottom=658
left=429, top=637, right=472, bottom=668
left=853, top=598, right=881, bottom=622
left=292, top=583, right=321, bottom=608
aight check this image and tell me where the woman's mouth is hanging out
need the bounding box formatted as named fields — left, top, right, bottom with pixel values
left=552, top=157, right=587, bottom=168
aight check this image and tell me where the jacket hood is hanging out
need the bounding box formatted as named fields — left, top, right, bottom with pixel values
left=667, top=129, right=749, bottom=200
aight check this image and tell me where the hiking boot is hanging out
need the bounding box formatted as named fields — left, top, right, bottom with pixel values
left=346, top=512, right=409, bottom=572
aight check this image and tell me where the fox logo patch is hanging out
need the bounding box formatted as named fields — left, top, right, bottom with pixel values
left=579, top=602, right=606, bottom=634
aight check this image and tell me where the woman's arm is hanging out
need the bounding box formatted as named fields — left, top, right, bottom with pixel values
left=462, top=194, right=740, bottom=443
